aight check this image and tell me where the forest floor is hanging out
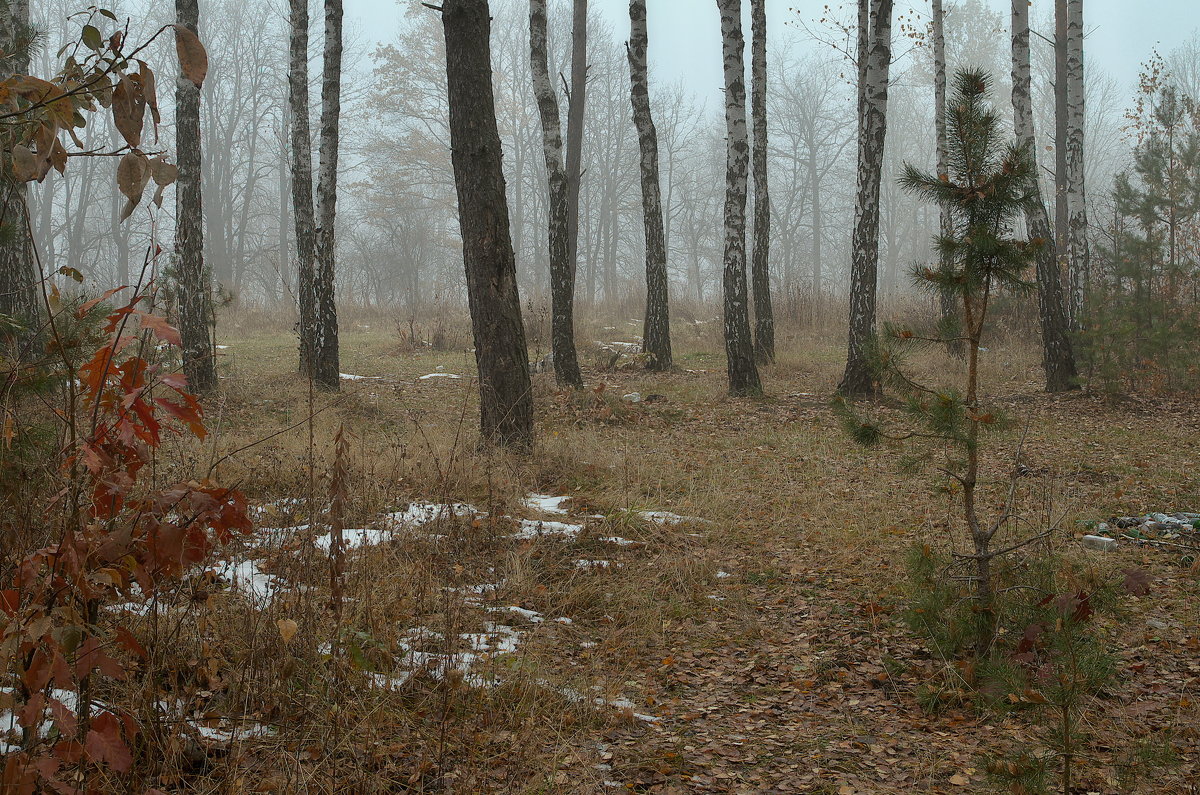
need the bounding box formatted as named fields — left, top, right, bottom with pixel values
left=138, top=312, right=1199, bottom=794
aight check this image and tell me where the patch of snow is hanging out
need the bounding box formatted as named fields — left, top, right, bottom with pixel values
left=418, top=372, right=462, bottom=380
left=640, top=510, right=708, bottom=525
left=510, top=519, right=583, bottom=541
left=600, top=536, right=638, bottom=547
left=315, top=527, right=390, bottom=551
left=214, top=558, right=282, bottom=604
left=706, top=594, right=726, bottom=601
left=575, top=559, right=611, bottom=570
left=386, top=502, right=478, bottom=528
left=716, top=570, right=732, bottom=579
left=487, top=605, right=544, bottom=623
left=339, top=373, right=382, bottom=381
left=524, top=493, right=572, bottom=515
left=623, top=392, right=642, bottom=403
left=215, top=344, right=230, bottom=350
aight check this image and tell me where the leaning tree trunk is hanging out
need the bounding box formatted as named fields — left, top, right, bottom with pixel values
left=716, top=0, right=761, bottom=397
left=311, top=0, right=342, bottom=390
left=1065, top=0, right=1088, bottom=329
left=288, top=0, right=317, bottom=378
left=1012, top=0, right=1078, bottom=392
left=0, top=0, right=36, bottom=323
left=839, top=0, right=893, bottom=396
left=529, top=0, right=583, bottom=387
left=564, top=0, right=587, bottom=305
left=175, top=0, right=216, bottom=394
left=627, top=0, right=671, bottom=371
left=442, top=0, right=534, bottom=450
left=931, top=0, right=960, bottom=357
left=749, top=0, right=774, bottom=364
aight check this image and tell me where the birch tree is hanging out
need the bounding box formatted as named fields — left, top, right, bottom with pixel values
left=529, top=0, right=583, bottom=387
left=288, top=0, right=317, bottom=378
left=839, top=0, right=893, bottom=396
left=1012, top=0, right=1078, bottom=391
left=749, top=0, right=773, bottom=364
left=311, top=0, right=342, bottom=389
left=565, top=0, right=587, bottom=304
left=627, top=0, right=671, bottom=370
left=441, top=0, right=534, bottom=450
left=175, top=0, right=217, bottom=394
left=717, top=0, right=761, bottom=396
left=931, top=0, right=959, bottom=355
left=1065, top=0, right=1089, bottom=328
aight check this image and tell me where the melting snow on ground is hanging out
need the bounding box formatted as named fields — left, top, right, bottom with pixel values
left=418, top=372, right=462, bottom=380
left=524, top=494, right=572, bottom=515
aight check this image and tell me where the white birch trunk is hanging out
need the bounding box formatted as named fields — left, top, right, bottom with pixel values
left=717, top=0, right=761, bottom=396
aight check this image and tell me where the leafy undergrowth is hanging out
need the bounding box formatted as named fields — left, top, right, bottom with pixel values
left=20, top=317, right=1200, bottom=793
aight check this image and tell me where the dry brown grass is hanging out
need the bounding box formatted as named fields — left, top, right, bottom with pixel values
left=77, top=306, right=1200, bottom=793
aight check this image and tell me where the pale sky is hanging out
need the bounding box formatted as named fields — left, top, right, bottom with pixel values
left=346, top=0, right=1200, bottom=105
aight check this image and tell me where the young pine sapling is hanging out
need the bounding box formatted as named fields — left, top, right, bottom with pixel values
left=836, top=69, right=1042, bottom=649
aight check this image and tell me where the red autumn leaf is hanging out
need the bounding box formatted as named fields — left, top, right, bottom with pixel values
left=136, top=311, right=181, bottom=347
left=85, top=712, right=133, bottom=773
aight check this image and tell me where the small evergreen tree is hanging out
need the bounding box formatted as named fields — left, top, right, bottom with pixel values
left=1079, top=75, right=1200, bottom=392
left=836, top=69, right=1040, bottom=647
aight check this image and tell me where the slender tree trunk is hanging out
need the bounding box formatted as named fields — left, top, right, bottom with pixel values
left=1012, top=0, right=1078, bottom=392
left=809, top=144, right=822, bottom=323
left=1054, top=0, right=1070, bottom=316
left=277, top=107, right=291, bottom=304
left=749, top=0, right=774, bottom=364
left=175, top=0, right=216, bottom=394
left=0, top=0, right=37, bottom=323
left=564, top=0, right=587, bottom=305
left=717, top=0, right=761, bottom=397
left=1065, top=0, right=1088, bottom=328
left=628, top=0, right=672, bottom=370
left=442, top=0, right=534, bottom=450
left=932, top=0, right=961, bottom=356
left=530, top=0, right=583, bottom=387
left=310, top=0, right=342, bottom=389
left=839, top=0, right=892, bottom=396
left=288, top=0, right=317, bottom=377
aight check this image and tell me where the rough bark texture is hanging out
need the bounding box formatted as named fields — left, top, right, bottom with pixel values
left=312, top=0, right=342, bottom=389
left=1054, top=0, right=1069, bottom=317
left=175, top=0, right=216, bottom=394
left=530, top=0, right=583, bottom=387
left=716, top=0, right=761, bottom=397
left=442, top=0, right=534, bottom=450
left=749, top=0, right=774, bottom=364
left=564, top=0, right=587, bottom=299
left=0, top=0, right=37, bottom=323
left=931, top=0, right=959, bottom=356
left=288, top=0, right=317, bottom=378
left=1012, top=0, right=1078, bottom=392
left=627, top=0, right=672, bottom=371
left=1065, top=0, right=1088, bottom=328
left=839, top=0, right=892, bottom=396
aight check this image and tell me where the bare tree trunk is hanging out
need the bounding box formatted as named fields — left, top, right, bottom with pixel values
left=931, top=0, right=960, bottom=356
left=175, top=0, right=216, bottom=394
left=1065, top=0, right=1088, bottom=328
left=530, top=0, right=583, bottom=387
left=0, top=0, right=37, bottom=323
left=442, top=0, right=534, bottom=450
left=809, top=144, right=822, bottom=323
left=311, top=0, right=342, bottom=389
left=564, top=0, right=587, bottom=307
left=1012, top=0, right=1078, bottom=392
left=839, top=0, right=892, bottom=396
left=717, top=0, right=761, bottom=397
left=749, top=0, right=774, bottom=364
left=288, top=0, right=317, bottom=377
left=1054, top=0, right=1070, bottom=319
left=627, top=0, right=672, bottom=371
